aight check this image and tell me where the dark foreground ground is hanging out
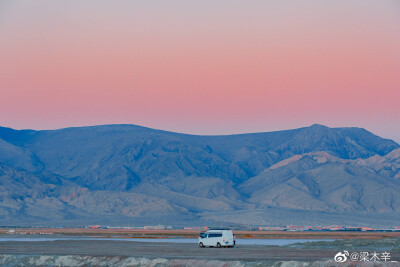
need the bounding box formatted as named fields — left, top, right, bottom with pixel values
left=1, top=239, right=400, bottom=266
left=0, top=240, right=338, bottom=261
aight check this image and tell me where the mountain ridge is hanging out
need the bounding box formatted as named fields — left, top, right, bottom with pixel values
left=0, top=124, right=399, bottom=226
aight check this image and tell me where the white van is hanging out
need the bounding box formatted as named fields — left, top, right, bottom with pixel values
left=198, top=229, right=235, bottom=248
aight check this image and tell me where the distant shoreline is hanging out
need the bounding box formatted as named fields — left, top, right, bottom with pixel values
left=1, top=228, right=400, bottom=240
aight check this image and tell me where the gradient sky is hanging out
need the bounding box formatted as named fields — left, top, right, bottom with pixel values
left=1, top=0, right=399, bottom=142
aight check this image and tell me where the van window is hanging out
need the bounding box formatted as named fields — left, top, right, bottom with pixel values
left=208, top=233, right=222, bottom=238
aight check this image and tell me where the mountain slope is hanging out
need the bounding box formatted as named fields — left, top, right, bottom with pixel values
left=0, top=124, right=399, bottom=226
left=353, top=148, right=400, bottom=179
left=238, top=153, right=400, bottom=213
left=1, top=124, right=397, bottom=186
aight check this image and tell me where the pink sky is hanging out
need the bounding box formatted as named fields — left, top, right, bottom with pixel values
left=0, top=1, right=399, bottom=142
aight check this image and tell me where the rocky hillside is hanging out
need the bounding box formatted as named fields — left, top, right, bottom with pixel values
left=0, top=124, right=399, bottom=226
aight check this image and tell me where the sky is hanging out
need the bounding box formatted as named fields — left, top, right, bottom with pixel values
left=0, top=0, right=399, bottom=142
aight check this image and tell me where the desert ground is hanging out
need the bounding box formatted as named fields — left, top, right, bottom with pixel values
left=1, top=239, right=400, bottom=266
left=2, top=229, right=400, bottom=266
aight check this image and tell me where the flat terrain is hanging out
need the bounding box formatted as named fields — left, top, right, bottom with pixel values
left=2, top=237, right=400, bottom=266
left=0, top=239, right=343, bottom=262
left=2, top=228, right=400, bottom=239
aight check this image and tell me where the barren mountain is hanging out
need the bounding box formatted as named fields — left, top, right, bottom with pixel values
left=239, top=153, right=400, bottom=213
left=0, top=124, right=399, bottom=226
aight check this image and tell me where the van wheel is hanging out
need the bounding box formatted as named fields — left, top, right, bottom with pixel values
left=216, top=242, right=221, bottom=248
left=199, top=242, right=204, bottom=248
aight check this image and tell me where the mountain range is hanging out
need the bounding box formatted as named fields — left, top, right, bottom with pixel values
left=1, top=124, right=399, bottom=227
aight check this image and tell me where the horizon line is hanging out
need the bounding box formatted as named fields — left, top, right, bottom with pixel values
left=0, top=122, right=385, bottom=138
